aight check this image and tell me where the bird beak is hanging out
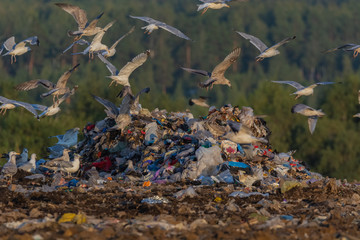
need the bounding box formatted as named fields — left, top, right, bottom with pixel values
left=225, top=4, right=230, bottom=8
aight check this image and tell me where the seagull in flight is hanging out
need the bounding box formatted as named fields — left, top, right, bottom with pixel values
left=197, top=0, right=236, bottom=15
left=15, top=64, right=80, bottom=103
left=272, top=81, right=340, bottom=99
left=97, top=50, right=151, bottom=87
left=0, top=36, right=39, bottom=64
left=189, top=96, right=210, bottom=108
left=291, top=104, right=325, bottom=134
left=130, top=16, right=191, bottom=40
left=323, top=43, right=360, bottom=58
left=37, top=86, right=78, bottom=119
left=181, top=48, right=241, bottom=88
left=237, top=31, right=295, bottom=61
left=55, top=3, right=105, bottom=41
left=0, top=96, right=46, bottom=118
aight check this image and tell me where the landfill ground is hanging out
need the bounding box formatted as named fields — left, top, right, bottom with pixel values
left=0, top=173, right=360, bottom=240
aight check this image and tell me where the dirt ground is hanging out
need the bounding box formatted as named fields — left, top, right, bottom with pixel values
left=0, top=171, right=359, bottom=240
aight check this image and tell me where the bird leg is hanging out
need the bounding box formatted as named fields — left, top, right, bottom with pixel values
left=295, top=95, right=300, bottom=100
left=109, top=80, right=115, bottom=87
left=353, top=49, right=360, bottom=58
left=11, top=56, right=13, bottom=64
left=201, top=7, right=209, bottom=15
left=14, top=56, right=17, bottom=63
left=256, top=57, right=263, bottom=62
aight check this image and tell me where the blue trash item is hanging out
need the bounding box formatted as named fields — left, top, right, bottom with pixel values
left=229, top=161, right=250, bottom=168
left=280, top=215, right=293, bottom=220
left=237, top=144, right=245, bottom=154
left=152, top=118, right=163, bottom=126
left=67, top=179, right=79, bottom=187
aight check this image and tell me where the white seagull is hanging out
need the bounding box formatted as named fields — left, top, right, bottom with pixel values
left=237, top=31, right=296, bottom=61
left=0, top=36, right=39, bottom=64
left=97, top=50, right=151, bottom=87
left=0, top=96, right=46, bottom=118
left=272, top=81, right=340, bottom=99
left=130, top=16, right=191, bottom=40
left=291, top=104, right=325, bottom=134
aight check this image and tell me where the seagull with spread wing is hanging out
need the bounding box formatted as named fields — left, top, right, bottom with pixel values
left=237, top=31, right=295, bottom=61
left=68, top=21, right=115, bottom=59
left=15, top=64, right=79, bottom=103
left=0, top=96, right=46, bottom=118
left=55, top=3, right=104, bottom=41
left=130, top=16, right=191, bottom=40
left=182, top=47, right=241, bottom=88
left=97, top=50, right=151, bottom=87
left=272, top=81, right=340, bottom=99
left=323, top=43, right=360, bottom=58
left=189, top=96, right=210, bottom=108
left=37, top=86, right=78, bottom=119
left=0, top=36, right=39, bottom=64
left=291, top=104, right=325, bottom=134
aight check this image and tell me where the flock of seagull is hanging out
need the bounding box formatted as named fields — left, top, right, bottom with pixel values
left=1, top=0, right=360, bottom=181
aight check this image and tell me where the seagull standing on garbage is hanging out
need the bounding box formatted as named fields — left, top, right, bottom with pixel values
left=16, top=148, right=29, bottom=167
left=130, top=16, right=191, bottom=40
left=18, top=153, right=37, bottom=173
left=46, top=149, right=71, bottom=165
left=182, top=48, right=241, bottom=88
left=1, top=151, right=19, bottom=184
left=223, top=120, right=268, bottom=144
left=55, top=3, right=105, bottom=41
left=97, top=50, right=151, bottom=87
left=291, top=104, right=325, bottom=134
left=44, top=154, right=81, bottom=176
left=272, top=81, right=341, bottom=99
left=0, top=36, right=39, bottom=64
left=15, top=64, right=80, bottom=104
left=237, top=31, right=296, bottom=61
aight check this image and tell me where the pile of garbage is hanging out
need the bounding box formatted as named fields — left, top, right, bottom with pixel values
left=56, top=103, right=323, bottom=193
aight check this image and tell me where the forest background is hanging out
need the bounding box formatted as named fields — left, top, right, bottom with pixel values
left=0, top=0, right=359, bottom=180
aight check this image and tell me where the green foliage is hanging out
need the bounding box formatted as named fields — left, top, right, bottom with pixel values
left=0, top=0, right=359, bottom=180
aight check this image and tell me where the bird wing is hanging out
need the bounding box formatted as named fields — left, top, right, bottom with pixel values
left=308, top=116, right=318, bottom=135
left=31, top=104, right=48, bottom=112
left=118, top=50, right=150, bottom=77
left=92, top=94, right=119, bottom=117
left=55, top=3, right=88, bottom=30
left=181, top=67, right=210, bottom=77
left=271, top=81, right=304, bottom=90
left=157, top=22, right=191, bottom=40
left=315, top=81, right=338, bottom=86
left=20, top=36, right=39, bottom=46
left=7, top=99, right=41, bottom=117
left=267, top=36, right=296, bottom=50
left=236, top=31, right=268, bottom=53
left=291, top=104, right=308, bottom=114
left=2, top=36, right=16, bottom=52
left=227, top=120, right=242, bottom=132
left=129, top=15, right=155, bottom=24
left=56, top=63, right=80, bottom=89
left=323, top=44, right=359, bottom=53
left=0, top=96, right=11, bottom=104
left=132, top=87, right=150, bottom=107
left=15, top=79, right=56, bottom=91
left=109, top=26, right=135, bottom=50
left=117, top=86, right=133, bottom=99
left=97, top=54, right=118, bottom=75
left=91, top=20, right=115, bottom=44
left=199, top=78, right=217, bottom=88
left=212, top=47, right=241, bottom=78
left=84, top=12, right=104, bottom=30
left=63, top=39, right=89, bottom=54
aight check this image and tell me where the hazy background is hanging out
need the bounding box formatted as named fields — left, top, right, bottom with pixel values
left=0, top=0, right=359, bottom=180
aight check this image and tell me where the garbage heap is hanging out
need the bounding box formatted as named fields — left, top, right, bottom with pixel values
left=76, top=104, right=322, bottom=190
